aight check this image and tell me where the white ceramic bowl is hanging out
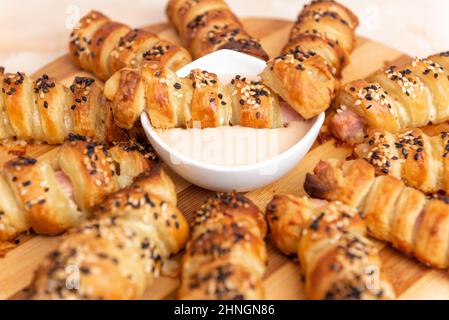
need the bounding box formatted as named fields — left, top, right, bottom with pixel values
left=141, top=49, right=325, bottom=192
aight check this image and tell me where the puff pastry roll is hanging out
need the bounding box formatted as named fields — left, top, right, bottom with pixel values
left=0, top=136, right=153, bottom=245
left=330, top=52, right=449, bottom=144
left=105, top=62, right=282, bottom=129
left=0, top=70, right=124, bottom=144
left=305, top=158, right=449, bottom=269
left=260, top=0, right=358, bottom=120
left=166, top=0, right=269, bottom=60
left=266, top=194, right=395, bottom=300
left=354, top=128, right=449, bottom=194
left=70, top=10, right=191, bottom=80
left=178, top=192, right=267, bottom=300
left=228, top=76, right=282, bottom=128
left=30, top=167, right=189, bottom=300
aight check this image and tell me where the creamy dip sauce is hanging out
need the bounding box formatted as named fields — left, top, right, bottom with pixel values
left=155, top=120, right=311, bottom=166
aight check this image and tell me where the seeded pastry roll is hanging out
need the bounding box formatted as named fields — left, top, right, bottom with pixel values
left=166, top=0, right=269, bottom=60
left=178, top=193, right=267, bottom=300
left=30, top=167, right=189, bottom=300
left=266, top=194, right=395, bottom=300
left=354, top=128, right=449, bottom=194
left=305, top=158, right=449, bottom=270
left=0, top=136, right=155, bottom=246
left=260, top=0, right=359, bottom=119
left=0, top=70, right=123, bottom=144
left=329, top=52, right=449, bottom=144
left=70, top=10, right=192, bottom=81
left=105, top=62, right=282, bottom=129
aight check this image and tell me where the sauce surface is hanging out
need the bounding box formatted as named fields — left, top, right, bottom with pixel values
left=156, top=120, right=312, bottom=166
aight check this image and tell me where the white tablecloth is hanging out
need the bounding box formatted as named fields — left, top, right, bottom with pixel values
left=0, top=0, right=448, bottom=73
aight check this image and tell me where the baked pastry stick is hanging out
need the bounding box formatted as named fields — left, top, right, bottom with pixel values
left=70, top=10, right=191, bottom=81
left=305, top=158, right=449, bottom=269
left=166, top=0, right=269, bottom=60
left=330, top=52, right=449, bottom=144
left=0, top=135, right=155, bottom=245
left=260, top=0, right=358, bottom=120
left=29, top=167, right=189, bottom=300
left=178, top=192, right=267, bottom=300
left=354, top=128, right=449, bottom=194
left=0, top=69, right=125, bottom=144
left=266, top=195, right=395, bottom=300
left=104, top=62, right=282, bottom=129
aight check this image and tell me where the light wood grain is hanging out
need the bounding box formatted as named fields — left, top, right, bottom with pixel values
left=1, top=18, right=445, bottom=301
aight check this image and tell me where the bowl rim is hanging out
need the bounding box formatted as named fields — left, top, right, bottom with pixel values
left=140, top=49, right=325, bottom=173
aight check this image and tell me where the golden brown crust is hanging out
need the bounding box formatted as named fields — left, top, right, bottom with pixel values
left=265, top=194, right=315, bottom=256
left=89, top=21, right=131, bottom=81
left=109, top=29, right=157, bottom=71
left=283, top=34, right=346, bottom=77
left=300, top=0, right=359, bottom=29
left=30, top=163, right=189, bottom=300
left=104, top=68, right=146, bottom=130
left=144, top=62, right=184, bottom=128
left=355, top=128, right=449, bottom=194
left=3, top=156, right=84, bottom=236
left=69, top=11, right=109, bottom=71
left=0, top=137, right=155, bottom=244
left=58, top=139, right=119, bottom=212
left=108, top=141, right=156, bottom=189
left=166, top=0, right=269, bottom=60
left=124, top=163, right=177, bottom=206
left=331, top=80, right=401, bottom=141
left=266, top=194, right=394, bottom=300
left=141, top=40, right=192, bottom=72
left=305, top=158, right=449, bottom=269
left=305, top=159, right=375, bottom=206
left=95, top=187, right=188, bottom=256
left=413, top=200, right=449, bottom=268
left=0, top=174, right=29, bottom=242
left=178, top=261, right=265, bottom=300
left=105, top=63, right=244, bottom=129
left=69, top=77, right=108, bottom=142
left=0, top=71, right=117, bottom=144
left=261, top=48, right=335, bottom=119
left=331, top=52, right=449, bottom=144
left=70, top=11, right=191, bottom=81
left=259, top=0, right=358, bottom=120
left=2, top=72, right=42, bottom=140
left=188, top=69, right=225, bottom=128
left=179, top=192, right=267, bottom=300
left=291, top=6, right=356, bottom=64
left=167, top=0, right=230, bottom=37
left=228, top=76, right=281, bottom=128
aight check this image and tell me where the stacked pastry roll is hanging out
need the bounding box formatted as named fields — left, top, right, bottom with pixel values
left=70, top=10, right=191, bottom=81
left=178, top=192, right=267, bottom=300
left=105, top=62, right=282, bottom=129
left=166, top=0, right=269, bottom=60
left=330, top=52, right=449, bottom=144
left=0, top=70, right=123, bottom=144
left=305, top=159, right=449, bottom=269
left=354, top=128, right=449, bottom=194
left=30, top=166, right=189, bottom=300
left=0, top=135, right=155, bottom=245
left=260, top=0, right=359, bottom=119
left=266, top=194, right=395, bottom=299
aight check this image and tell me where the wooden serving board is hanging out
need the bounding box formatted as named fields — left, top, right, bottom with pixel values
left=1, top=18, right=448, bottom=300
